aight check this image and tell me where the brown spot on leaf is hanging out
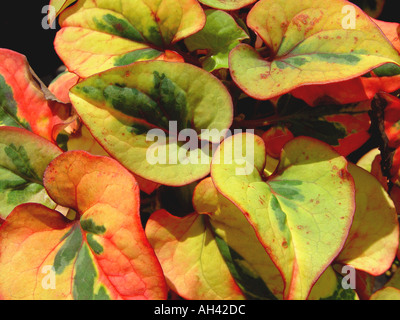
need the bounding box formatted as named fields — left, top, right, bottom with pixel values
left=338, top=169, right=347, bottom=179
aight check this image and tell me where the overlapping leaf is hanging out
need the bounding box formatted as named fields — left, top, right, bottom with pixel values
left=308, top=266, right=358, bottom=300
left=197, top=0, right=256, bottom=10
left=291, top=74, right=400, bottom=106
left=254, top=95, right=371, bottom=157
left=372, top=18, right=400, bottom=53
left=49, top=0, right=77, bottom=23
left=229, top=0, right=400, bottom=100
left=0, top=126, right=62, bottom=219
left=261, top=127, right=294, bottom=159
left=381, top=93, right=400, bottom=149
left=291, top=18, right=400, bottom=106
left=184, top=10, right=249, bottom=72
left=357, top=148, right=387, bottom=189
left=48, top=72, right=160, bottom=194
left=146, top=209, right=245, bottom=300
left=0, top=49, right=69, bottom=141
left=193, top=177, right=283, bottom=299
left=0, top=151, right=167, bottom=299
left=54, top=0, right=205, bottom=77
left=211, top=134, right=355, bottom=299
left=48, top=71, right=80, bottom=104
left=370, top=287, right=400, bottom=300
left=336, top=163, right=399, bottom=275
left=69, top=60, right=233, bottom=186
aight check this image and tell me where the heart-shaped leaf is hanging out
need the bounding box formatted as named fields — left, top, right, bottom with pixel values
left=211, top=133, right=355, bottom=299
left=197, top=0, right=256, bottom=10
left=69, top=60, right=233, bottom=186
left=184, top=9, right=249, bottom=72
left=0, top=126, right=62, bottom=219
left=229, top=0, right=400, bottom=100
left=54, top=0, right=205, bottom=77
left=145, top=209, right=245, bottom=300
left=336, top=163, right=399, bottom=275
left=0, top=151, right=167, bottom=299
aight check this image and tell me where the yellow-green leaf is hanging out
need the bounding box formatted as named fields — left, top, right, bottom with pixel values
left=54, top=0, right=205, bottom=77
left=308, top=266, right=358, bottom=300
left=193, top=177, right=284, bottom=300
left=0, top=126, right=62, bottom=219
left=197, top=0, right=256, bottom=10
left=211, top=134, right=355, bottom=299
left=184, top=9, right=249, bottom=71
left=229, top=0, right=400, bottom=100
left=69, top=61, right=233, bottom=186
left=336, top=163, right=399, bottom=275
left=370, top=287, right=400, bottom=300
left=145, top=209, right=245, bottom=300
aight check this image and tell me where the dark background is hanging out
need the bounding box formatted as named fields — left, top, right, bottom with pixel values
left=0, top=0, right=399, bottom=84
left=0, top=1, right=63, bottom=84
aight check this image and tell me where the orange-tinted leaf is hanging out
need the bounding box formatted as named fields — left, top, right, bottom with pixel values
left=0, top=151, right=167, bottom=299
left=0, top=49, right=69, bottom=141
left=156, top=50, right=185, bottom=63
left=146, top=209, right=245, bottom=300
left=262, top=95, right=371, bottom=157
left=382, top=93, right=400, bottom=149
left=261, top=126, right=294, bottom=159
left=372, top=18, right=400, bottom=53
left=48, top=71, right=80, bottom=104
left=292, top=75, right=400, bottom=106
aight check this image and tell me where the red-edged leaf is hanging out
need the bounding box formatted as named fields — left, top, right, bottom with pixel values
left=0, top=151, right=167, bottom=300
left=48, top=71, right=80, bottom=104
left=261, top=126, right=294, bottom=159
left=54, top=0, right=204, bottom=77
left=291, top=75, right=400, bottom=106
left=229, top=0, right=400, bottom=100
left=146, top=209, right=245, bottom=300
left=0, top=49, right=70, bottom=142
